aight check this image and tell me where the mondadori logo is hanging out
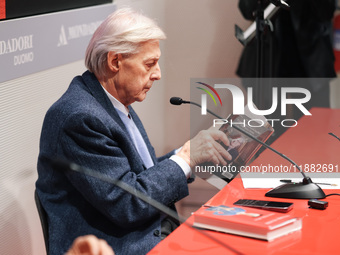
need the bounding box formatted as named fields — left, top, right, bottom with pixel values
left=57, top=21, right=102, bottom=47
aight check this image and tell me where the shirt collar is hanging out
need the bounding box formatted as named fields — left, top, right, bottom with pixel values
left=101, top=85, right=129, bottom=117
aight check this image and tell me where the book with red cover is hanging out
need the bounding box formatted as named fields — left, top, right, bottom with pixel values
left=193, top=204, right=302, bottom=241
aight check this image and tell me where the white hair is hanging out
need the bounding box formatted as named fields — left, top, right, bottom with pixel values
left=85, top=8, right=166, bottom=77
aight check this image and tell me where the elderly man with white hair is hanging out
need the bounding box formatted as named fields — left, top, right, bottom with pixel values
left=36, top=8, right=231, bottom=255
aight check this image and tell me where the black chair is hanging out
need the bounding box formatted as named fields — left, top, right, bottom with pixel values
left=34, top=190, right=49, bottom=255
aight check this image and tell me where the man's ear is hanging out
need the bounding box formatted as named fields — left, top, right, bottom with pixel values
left=107, top=51, right=120, bottom=72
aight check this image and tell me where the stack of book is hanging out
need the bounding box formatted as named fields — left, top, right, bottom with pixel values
left=193, top=204, right=302, bottom=241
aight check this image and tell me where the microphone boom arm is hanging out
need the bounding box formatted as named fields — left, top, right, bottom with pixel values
left=184, top=100, right=307, bottom=179
left=52, top=158, right=245, bottom=254
left=172, top=97, right=326, bottom=199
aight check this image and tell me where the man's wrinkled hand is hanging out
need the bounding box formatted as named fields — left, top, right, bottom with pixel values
left=176, top=129, right=231, bottom=168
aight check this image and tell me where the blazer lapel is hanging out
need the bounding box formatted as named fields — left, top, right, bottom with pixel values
left=81, top=71, right=156, bottom=167
left=81, top=71, right=127, bottom=132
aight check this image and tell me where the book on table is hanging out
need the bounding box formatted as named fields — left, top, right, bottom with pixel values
left=192, top=204, right=302, bottom=241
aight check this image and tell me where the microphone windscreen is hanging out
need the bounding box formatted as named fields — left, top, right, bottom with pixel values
left=170, top=97, right=183, bottom=105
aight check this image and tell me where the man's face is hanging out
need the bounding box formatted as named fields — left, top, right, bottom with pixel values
left=114, top=40, right=161, bottom=106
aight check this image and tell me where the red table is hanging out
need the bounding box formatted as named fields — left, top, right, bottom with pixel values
left=149, top=108, right=340, bottom=255
left=250, top=108, right=340, bottom=171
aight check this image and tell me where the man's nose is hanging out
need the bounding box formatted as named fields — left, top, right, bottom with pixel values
left=150, top=63, right=161, bottom=81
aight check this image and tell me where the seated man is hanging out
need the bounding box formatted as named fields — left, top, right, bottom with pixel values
left=36, top=8, right=231, bottom=255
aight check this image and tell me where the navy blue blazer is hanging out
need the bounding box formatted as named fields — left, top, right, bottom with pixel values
left=36, top=71, right=189, bottom=255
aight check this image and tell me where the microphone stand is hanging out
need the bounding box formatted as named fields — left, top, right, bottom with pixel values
left=172, top=98, right=325, bottom=199
left=246, top=0, right=289, bottom=109
left=52, top=158, right=244, bottom=255
left=256, top=0, right=265, bottom=80
left=255, top=0, right=274, bottom=109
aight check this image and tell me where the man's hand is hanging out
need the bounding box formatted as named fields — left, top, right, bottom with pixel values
left=65, top=235, right=115, bottom=255
left=176, top=128, right=231, bottom=168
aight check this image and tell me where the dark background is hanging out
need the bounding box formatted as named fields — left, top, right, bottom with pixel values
left=2, top=0, right=112, bottom=20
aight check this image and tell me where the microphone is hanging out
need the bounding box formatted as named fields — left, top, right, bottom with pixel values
left=169, top=97, right=190, bottom=105
left=51, top=158, right=243, bottom=254
left=170, top=97, right=219, bottom=118
left=170, top=97, right=326, bottom=199
left=52, top=158, right=180, bottom=223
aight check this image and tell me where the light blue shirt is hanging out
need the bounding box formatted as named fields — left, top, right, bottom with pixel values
left=101, top=85, right=191, bottom=178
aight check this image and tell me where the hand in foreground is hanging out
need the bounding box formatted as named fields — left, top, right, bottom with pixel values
left=176, top=128, right=231, bottom=168
left=65, top=235, right=115, bottom=255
